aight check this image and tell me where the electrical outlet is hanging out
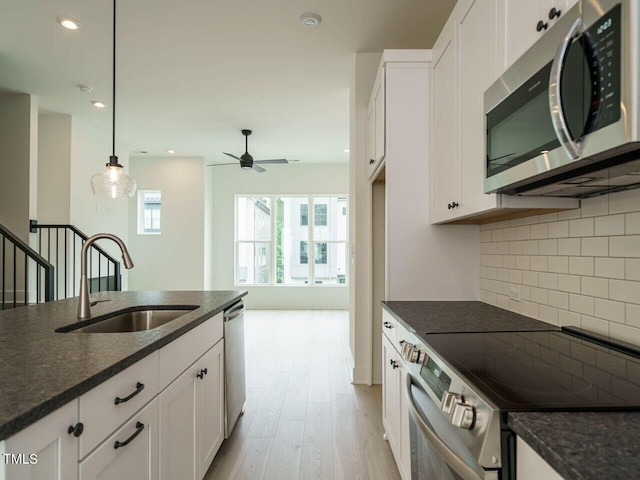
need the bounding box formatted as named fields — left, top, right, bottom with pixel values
left=509, top=285, right=522, bottom=302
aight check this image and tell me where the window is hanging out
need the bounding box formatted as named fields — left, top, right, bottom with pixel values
left=235, top=195, right=348, bottom=286
left=314, top=204, right=327, bottom=226
left=137, top=190, right=161, bottom=234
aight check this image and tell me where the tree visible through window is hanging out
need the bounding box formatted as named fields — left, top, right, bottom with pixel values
left=235, top=195, right=348, bottom=285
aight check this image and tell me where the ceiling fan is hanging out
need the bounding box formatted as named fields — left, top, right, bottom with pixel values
left=207, top=129, right=289, bottom=173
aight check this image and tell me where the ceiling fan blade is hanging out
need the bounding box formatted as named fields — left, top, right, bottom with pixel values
left=252, top=164, right=267, bottom=173
left=223, top=152, right=242, bottom=161
left=254, top=159, right=289, bottom=164
left=206, top=163, right=238, bottom=167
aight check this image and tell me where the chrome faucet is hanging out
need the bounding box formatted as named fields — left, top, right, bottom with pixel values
left=77, top=233, right=134, bottom=319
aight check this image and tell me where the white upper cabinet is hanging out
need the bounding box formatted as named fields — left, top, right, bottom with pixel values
left=367, top=67, right=386, bottom=180
left=498, top=0, right=579, bottom=73
left=430, top=0, right=579, bottom=224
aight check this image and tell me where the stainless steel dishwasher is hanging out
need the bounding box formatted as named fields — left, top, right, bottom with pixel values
left=223, top=300, right=246, bottom=437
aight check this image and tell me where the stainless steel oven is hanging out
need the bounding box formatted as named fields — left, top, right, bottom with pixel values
left=484, top=1, right=640, bottom=198
left=402, top=327, right=640, bottom=480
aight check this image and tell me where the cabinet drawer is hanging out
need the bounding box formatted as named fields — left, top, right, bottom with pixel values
left=159, top=312, right=223, bottom=391
left=79, top=397, right=159, bottom=480
left=382, top=309, right=397, bottom=344
left=79, top=351, right=159, bottom=458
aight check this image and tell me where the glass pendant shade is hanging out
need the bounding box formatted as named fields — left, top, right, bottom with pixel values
left=90, top=157, right=136, bottom=198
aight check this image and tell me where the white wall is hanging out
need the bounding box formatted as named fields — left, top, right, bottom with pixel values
left=480, top=189, right=640, bottom=346
left=350, top=53, right=381, bottom=383
left=208, top=163, right=349, bottom=309
left=127, top=156, right=205, bottom=291
left=38, top=114, right=71, bottom=223
left=0, top=93, right=37, bottom=239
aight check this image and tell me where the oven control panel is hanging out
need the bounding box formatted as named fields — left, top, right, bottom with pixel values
left=442, top=391, right=476, bottom=429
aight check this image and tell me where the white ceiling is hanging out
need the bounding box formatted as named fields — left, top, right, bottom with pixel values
left=0, top=0, right=455, bottom=164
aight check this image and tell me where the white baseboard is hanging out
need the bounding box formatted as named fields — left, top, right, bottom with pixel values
left=372, top=365, right=382, bottom=385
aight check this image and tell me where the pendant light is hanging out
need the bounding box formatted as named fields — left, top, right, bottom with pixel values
left=90, top=0, right=136, bottom=198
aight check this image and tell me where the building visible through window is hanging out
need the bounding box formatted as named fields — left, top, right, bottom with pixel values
left=137, top=190, right=162, bottom=234
left=235, top=195, right=348, bottom=286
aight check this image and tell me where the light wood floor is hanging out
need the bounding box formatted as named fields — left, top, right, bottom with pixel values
left=204, top=310, right=401, bottom=480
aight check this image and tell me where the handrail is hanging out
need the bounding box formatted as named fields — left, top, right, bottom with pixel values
left=0, top=223, right=55, bottom=304
left=32, top=223, right=120, bottom=266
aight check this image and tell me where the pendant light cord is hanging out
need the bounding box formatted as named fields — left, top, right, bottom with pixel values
left=112, top=0, right=116, bottom=157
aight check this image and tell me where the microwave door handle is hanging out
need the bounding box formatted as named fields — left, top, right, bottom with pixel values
left=404, top=374, right=484, bottom=480
left=549, top=17, right=584, bottom=159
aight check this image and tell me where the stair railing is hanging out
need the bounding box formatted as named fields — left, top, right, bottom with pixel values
left=0, top=223, right=55, bottom=309
left=30, top=221, right=122, bottom=301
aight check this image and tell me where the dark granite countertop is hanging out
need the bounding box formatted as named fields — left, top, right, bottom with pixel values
left=509, top=411, right=640, bottom=480
left=0, top=290, right=246, bottom=441
left=382, top=300, right=557, bottom=337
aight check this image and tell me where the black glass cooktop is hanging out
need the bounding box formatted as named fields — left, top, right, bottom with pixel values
left=423, top=329, right=640, bottom=411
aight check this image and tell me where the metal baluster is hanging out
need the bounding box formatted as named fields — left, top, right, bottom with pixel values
left=98, top=252, right=102, bottom=292
left=13, top=243, right=16, bottom=308
left=73, top=234, right=76, bottom=296
left=24, top=254, right=28, bottom=306
left=64, top=229, right=68, bottom=299
left=55, top=228, right=59, bottom=300
left=1, top=236, right=5, bottom=310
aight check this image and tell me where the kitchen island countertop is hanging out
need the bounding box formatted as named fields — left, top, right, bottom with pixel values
left=0, top=290, right=246, bottom=441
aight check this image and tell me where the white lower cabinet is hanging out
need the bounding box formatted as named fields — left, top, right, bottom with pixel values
left=0, top=400, right=79, bottom=480
left=382, top=313, right=411, bottom=480
left=159, top=339, right=225, bottom=480
left=79, top=398, right=159, bottom=480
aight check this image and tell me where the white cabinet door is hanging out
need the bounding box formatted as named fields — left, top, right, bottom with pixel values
left=159, top=362, right=197, bottom=480
left=458, top=0, right=500, bottom=218
left=499, top=0, right=551, bottom=71
left=1, top=400, right=78, bottom=480
left=430, top=19, right=461, bottom=222
left=196, top=340, right=225, bottom=479
left=382, top=334, right=399, bottom=455
left=367, top=67, right=386, bottom=180
left=80, top=398, right=159, bottom=480
left=516, top=437, right=564, bottom=480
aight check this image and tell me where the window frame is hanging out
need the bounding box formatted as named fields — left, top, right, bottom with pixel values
left=234, top=194, right=348, bottom=287
left=137, top=190, right=162, bottom=235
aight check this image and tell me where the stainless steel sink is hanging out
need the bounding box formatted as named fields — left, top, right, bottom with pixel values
left=57, top=306, right=198, bottom=333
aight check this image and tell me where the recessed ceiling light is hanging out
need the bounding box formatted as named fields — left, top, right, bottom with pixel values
left=167, top=150, right=176, bottom=154
left=57, top=16, right=80, bottom=30
left=92, top=100, right=107, bottom=108
left=300, top=13, right=321, bottom=27
left=344, top=149, right=350, bottom=153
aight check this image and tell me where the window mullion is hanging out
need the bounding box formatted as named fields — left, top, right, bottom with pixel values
left=309, top=196, right=315, bottom=284
left=271, top=195, right=276, bottom=286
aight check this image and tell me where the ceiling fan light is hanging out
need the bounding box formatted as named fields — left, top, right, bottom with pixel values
left=241, top=165, right=252, bottom=170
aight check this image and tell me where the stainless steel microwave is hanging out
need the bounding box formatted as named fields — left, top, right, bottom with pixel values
left=484, top=0, right=640, bottom=197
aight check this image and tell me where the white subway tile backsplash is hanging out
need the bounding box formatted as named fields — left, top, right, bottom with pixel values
left=627, top=259, right=640, bottom=281
left=570, top=294, right=595, bottom=316
left=581, top=196, right=609, bottom=217
left=569, top=218, right=594, bottom=237
left=610, top=280, right=640, bottom=305
left=539, top=239, right=558, bottom=255
left=539, top=272, right=558, bottom=289
left=594, top=298, right=625, bottom=324
left=625, top=213, right=640, bottom=234
left=558, top=238, right=581, bottom=256
left=548, top=290, right=569, bottom=309
left=610, top=236, right=640, bottom=258
left=531, top=256, right=548, bottom=272
left=479, top=190, right=640, bottom=347
left=557, top=274, right=581, bottom=293
left=569, top=257, right=594, bottom=276
left=609, top=189, right=640, bottom=214
left=627, top=304, right=640, bottom=328
left=531, top=223, right=548, bottom=239
left=595, top=214, right=625, bottom=236
left=595, top=258, right=625, bottom=279
left=581, top=277, right=608, bottom=299
left=548, top=256, right=569, bottom=273
left=581, top=237, right=608, bottom=257
left=548, top=221, right=569, bottom=238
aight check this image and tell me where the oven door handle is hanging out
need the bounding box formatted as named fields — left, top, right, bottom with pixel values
left=404, top=374, right=484, bottom=480
left=549, top=17, right=584, bottom=159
